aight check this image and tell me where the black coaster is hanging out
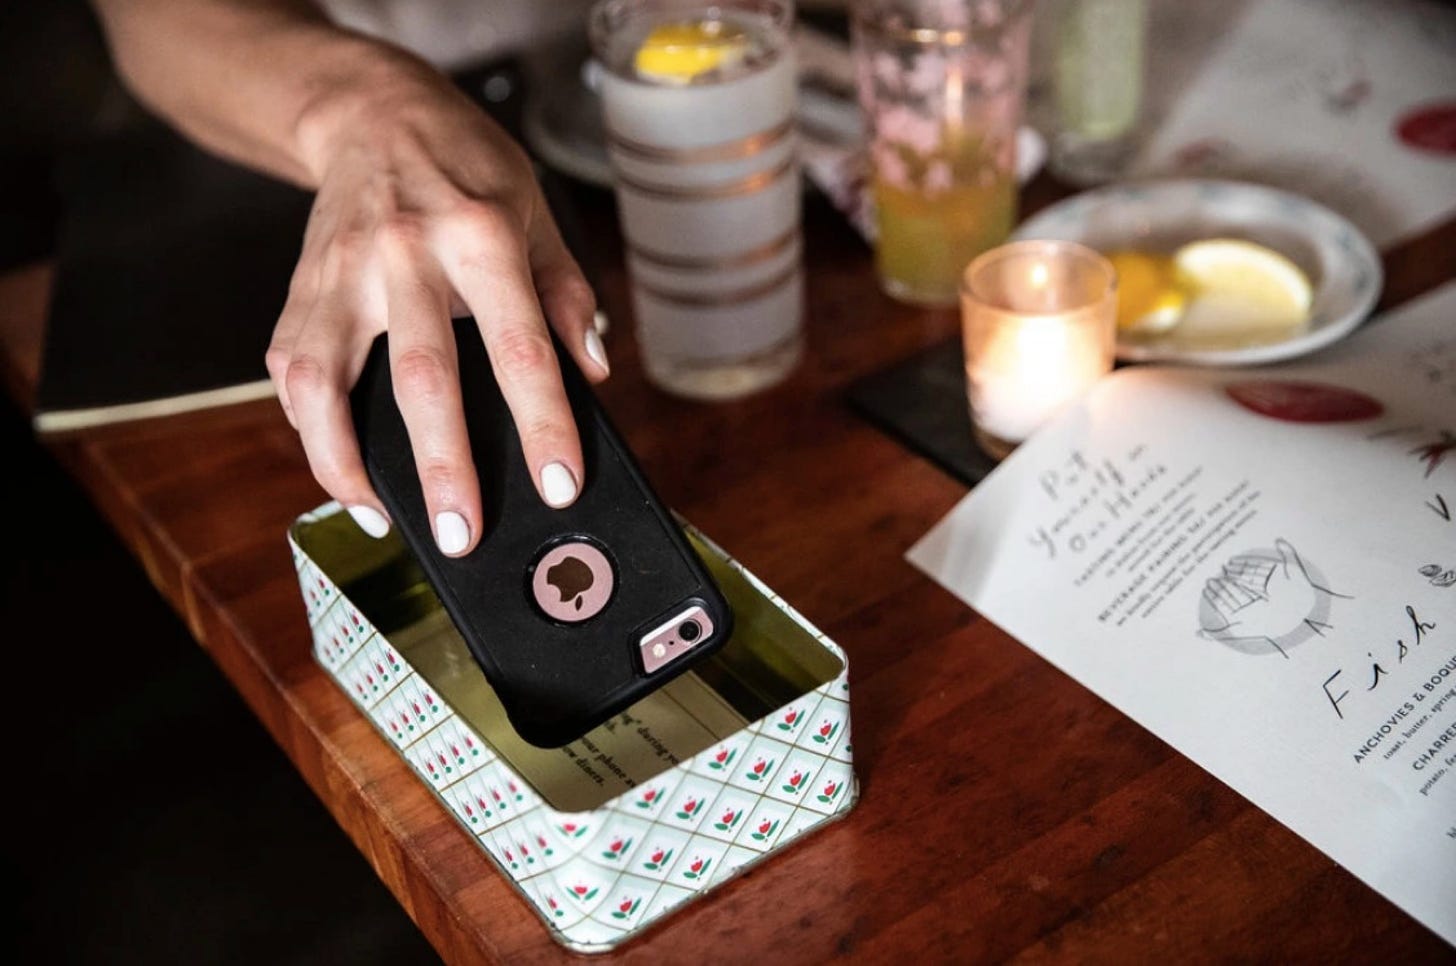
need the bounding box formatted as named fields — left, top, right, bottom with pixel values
left=36, top=117, right=313, bottom=428
left=845, top=338, right=1000, bottom=488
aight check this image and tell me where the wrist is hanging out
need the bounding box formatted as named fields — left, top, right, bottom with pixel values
left=291, top=36, right=446, bottom=185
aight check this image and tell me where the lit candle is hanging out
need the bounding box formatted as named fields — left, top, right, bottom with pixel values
left=961, top=240, right=1116, bottom=460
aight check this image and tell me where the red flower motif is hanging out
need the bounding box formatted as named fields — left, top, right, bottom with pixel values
left=751, top=759, right=767, bottom=775
left=608, top=839, right=625, bottom=853
left=643, top=789, right=657, bottom=802
left=562, top=823, right=578, bottom=834
left=784, top=710, right=799, bottom=725
left=823, top=781, right=838, bottom=796
left=689, top=858, right=705, bottom=873
left=714, top=749, right=730, bottom=764
left=788, top=772, right=803, bottom=787
left=619, top=899, right=634, bottom=914
left=818, top=722, right=833, bottom=737
left=757, top=820, right=772, bottom=835
left=650, top=849, right=666, bottom=864
left=572, top=885, right=589, bottom=897
left=683, top=798, right=698, bottom=812
left=720, top=810, right=736, bottom=824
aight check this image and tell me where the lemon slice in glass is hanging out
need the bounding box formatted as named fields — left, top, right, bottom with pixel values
left=1171, top=238, right=1314, bottom=343
left=1105, top=250, right=1188, bottom=335
left=634, top=20, right=750, bottom=85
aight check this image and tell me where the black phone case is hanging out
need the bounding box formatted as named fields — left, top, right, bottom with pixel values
left=351, top=319, right=733, bottom=747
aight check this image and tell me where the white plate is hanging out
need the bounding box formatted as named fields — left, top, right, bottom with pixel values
left=1011, top=179, right=1383, bottom=366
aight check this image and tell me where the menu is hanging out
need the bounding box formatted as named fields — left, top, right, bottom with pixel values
left=907, top=282, right=1456, bottom=944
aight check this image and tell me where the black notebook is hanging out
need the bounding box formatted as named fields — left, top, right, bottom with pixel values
left=35, top=116, right=312, bottom=432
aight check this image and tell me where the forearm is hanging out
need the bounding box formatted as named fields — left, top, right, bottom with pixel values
left=89, top=0, right=441, bottom=187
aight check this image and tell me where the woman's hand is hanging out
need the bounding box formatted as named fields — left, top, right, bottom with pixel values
left=266, top=67, right=609, bottom=556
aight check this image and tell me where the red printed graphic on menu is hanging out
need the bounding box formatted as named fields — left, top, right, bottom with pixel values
left=1396, top=102, right=1456, bottom=156
left=1225, top=381, right=1384, bottom=423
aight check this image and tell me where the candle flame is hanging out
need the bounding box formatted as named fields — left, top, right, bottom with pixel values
left=1029, top=261, right=1049, bottom=290
left=1017, top=319, right=1073, bottom=394
left=970, top=315, right=1102, bottom=442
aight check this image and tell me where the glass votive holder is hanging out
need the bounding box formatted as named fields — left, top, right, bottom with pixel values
left=960, top=239, right=1116, bottom=461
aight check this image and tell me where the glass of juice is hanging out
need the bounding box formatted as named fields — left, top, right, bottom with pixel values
left=589, top=0, right=803, bottom=401
left=851, top=0, right=1033, bottom=307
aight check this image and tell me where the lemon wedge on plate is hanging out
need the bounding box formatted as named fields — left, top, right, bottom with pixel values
left=1171, top=238, right=1314, bottom=343
left=634, top=20, right=749, bottom=84
left=1105, top=250, right=1188, bottom=336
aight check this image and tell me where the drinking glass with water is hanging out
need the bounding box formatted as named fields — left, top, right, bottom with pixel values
left=590, top=0, right=804, bottom=400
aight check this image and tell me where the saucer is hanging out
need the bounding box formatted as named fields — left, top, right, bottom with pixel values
left=1012, top=179, right=1383, bottom=366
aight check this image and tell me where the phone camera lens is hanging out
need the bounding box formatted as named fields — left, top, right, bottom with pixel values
left=678, top=619, right=702, bottom=642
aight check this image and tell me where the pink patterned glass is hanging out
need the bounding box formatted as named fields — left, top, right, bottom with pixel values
left=851, top=0, right=1033, bottom=306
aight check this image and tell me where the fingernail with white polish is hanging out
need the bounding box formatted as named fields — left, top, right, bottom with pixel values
left=348, top=505, right=390, bottom=539
left=592, top=308, right=610, bottom=336
left=435, top=511, right=470, bottom=555
left=541, top=461, right=579, bottom=508
left=584, top=327, right=610, bottom=375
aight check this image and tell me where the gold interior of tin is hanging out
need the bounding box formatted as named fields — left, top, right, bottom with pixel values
left=293, top=512, right=844, bottom=812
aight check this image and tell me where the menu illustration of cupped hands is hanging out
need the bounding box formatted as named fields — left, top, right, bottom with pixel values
left=1197, top=538, right=1354, bottom=659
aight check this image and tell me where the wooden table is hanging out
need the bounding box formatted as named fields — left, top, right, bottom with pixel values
left=2, top=174, right=1453, bottom=963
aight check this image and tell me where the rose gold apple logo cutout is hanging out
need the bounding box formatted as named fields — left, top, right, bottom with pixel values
left=531, top=540, right=614, bottom=623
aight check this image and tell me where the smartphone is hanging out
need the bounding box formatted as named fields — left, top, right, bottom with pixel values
left=350, top=319, right=733, bottom=747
